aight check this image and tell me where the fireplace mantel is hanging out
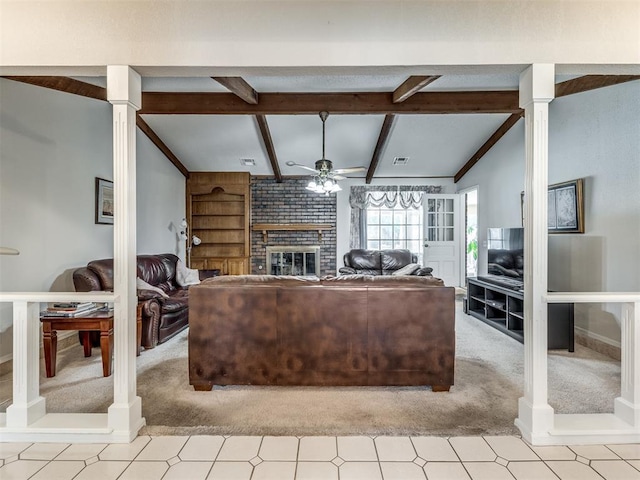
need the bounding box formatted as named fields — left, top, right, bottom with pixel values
left=252, top=223, right=332, bottom=242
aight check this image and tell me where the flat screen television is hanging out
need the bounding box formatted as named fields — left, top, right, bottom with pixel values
left=486, top=227, right=524, bottom=281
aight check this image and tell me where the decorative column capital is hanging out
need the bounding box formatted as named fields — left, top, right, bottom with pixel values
left=519, top=64, right=555, bottom=108
left=107, top=65, right=142, bottom=110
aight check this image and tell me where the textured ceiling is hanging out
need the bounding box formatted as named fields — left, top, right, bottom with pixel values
left=126, top=72, right=528, bottom=181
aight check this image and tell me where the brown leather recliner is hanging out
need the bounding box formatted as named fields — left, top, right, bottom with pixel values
left=339, top=249, right=433, bottom=276
left=73, top=254, right=189, bottom=349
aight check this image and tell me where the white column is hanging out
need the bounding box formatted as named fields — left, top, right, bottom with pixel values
left=615, top=302, right=640, bottom=426
left=515, top=64, right=555, bottom=442
left=5, top=301, right=46, bottom=427
left=106, top=65, right=144, bottom=438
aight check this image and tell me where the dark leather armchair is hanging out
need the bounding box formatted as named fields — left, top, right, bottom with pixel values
left=73, top=254, right=190, bottom=349
left=339, top=249, right=433, bottom=276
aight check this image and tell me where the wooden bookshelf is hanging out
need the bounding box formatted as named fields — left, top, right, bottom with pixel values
left=186, top=172, right=250, bottom=274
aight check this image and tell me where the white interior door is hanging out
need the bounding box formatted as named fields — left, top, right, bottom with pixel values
left=423, top=194, right=461, bottom=287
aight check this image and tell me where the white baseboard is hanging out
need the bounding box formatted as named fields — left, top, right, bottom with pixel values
left=575, top=326, right=621, bottom=360
left=574, top=326, right=620, bottom=348
left=0, top=331, right=79, bottom=375
left=0, top=352, right=12, bottom=365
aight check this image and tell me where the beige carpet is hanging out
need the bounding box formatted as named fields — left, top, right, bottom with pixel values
left=0, top=302, right=620, bottom=436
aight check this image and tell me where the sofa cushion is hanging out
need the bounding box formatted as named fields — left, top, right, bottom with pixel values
left=176, top=259, right=201, bottom=287
left=345, top=249, right=381, bottom=272
left=87, top=259, right=115, bottom=291
left=162, top=294, right=189, bottom=313
left=391, top=263, right=420, bottom=276
left=137, top=255, right=173, bottom=286
left=321, top=274, right=445, bottom=287
left=415, top=266, right=434, bottom=276
left=381, top=249, right=413, bottom=272
left=136, top=277, right=169, bottom=298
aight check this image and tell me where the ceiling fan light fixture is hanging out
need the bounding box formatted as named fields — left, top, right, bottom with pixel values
left=305, top=175, right=342, bottom=195
left=306, top=180, right=319, bottom=191
left=289, top=111, right=364, bottom=194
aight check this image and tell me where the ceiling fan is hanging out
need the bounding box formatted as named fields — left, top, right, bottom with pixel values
left=286, top=111, right=366, bottom=194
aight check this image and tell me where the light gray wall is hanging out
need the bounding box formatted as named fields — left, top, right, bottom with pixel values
left=457, top=81, right=640, bottom=347
left=136, top=130, right=186, bottom=258
left=0, top=79, right=186, bottom=362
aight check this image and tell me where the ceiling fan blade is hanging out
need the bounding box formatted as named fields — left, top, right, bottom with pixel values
left=333, top=174, right=347, bottom=181
left=333, top=166, right=366, bottom=174
left=285, top=161, right=319, bottom=173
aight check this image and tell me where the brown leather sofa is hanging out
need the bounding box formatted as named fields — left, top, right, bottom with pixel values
left=73, top=254, right=192, bottom=349
left=339, top=249, right=433, bottom=276
left=189, top=274, right=455, bottom=391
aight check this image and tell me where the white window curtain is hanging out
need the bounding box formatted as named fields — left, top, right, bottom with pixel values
left=348, top=185, right=442, bottom=249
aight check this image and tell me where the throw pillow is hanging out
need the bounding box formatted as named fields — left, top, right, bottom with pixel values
left=136, top=277, right=169, bottom=298
left=391, top=263, right=420, bottom=276
left=176, top=259, right=201, bottom=287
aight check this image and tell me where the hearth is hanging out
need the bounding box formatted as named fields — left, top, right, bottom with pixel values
left=266, top=245, right=320, bottom=276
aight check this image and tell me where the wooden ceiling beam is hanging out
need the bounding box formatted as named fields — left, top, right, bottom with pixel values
left=454, top=113, right=522, bottom=183
left=393, top=75, right=441, bottom=103
left=136, top=115, right=190, bottom=179
left=366, top=114, right=396, bottom=184
left=2, top=76, right=107, bottom=101
left=140, top=91, right=521, bottom=115
left=555, top=75, right=640, bottom=98
left=255, top=115, right=282, bottom=182
left=211, top=77, right=259, bottom=104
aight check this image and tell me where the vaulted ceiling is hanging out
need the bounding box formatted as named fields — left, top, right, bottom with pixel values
left=4, top=72, right=638, bottom=183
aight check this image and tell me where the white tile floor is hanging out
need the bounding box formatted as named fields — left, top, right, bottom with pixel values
left=2, top=435, right=640, bottom=480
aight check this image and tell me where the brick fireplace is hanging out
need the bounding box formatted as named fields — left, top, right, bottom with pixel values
left=251, top=177, right=337, bottom=276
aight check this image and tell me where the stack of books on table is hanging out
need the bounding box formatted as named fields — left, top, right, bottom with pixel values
left=41, top=302, right=100, bottom=317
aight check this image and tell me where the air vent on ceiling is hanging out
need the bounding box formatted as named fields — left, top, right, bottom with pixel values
left=240, top=158, right=256, bottom=166
left=393, top=156, right=409, bottom=165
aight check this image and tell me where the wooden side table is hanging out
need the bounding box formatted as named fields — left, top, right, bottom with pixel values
left=41, top=311, right=115, bottom=377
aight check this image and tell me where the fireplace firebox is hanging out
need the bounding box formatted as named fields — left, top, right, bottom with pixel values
left=266, top=245, right=320, bottom=276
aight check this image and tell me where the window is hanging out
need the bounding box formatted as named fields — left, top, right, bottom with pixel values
left=365, top=204, right=423, bottom=262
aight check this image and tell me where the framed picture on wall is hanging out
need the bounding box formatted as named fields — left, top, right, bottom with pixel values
left=548, top=179, right=584, bottom=233
left=95, top=177, right=114, bottom=225
left=521, top=178, right=584, bottom=233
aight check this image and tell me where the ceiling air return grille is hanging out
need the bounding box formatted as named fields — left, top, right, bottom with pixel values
left=393, top=157, right=409, bottom=166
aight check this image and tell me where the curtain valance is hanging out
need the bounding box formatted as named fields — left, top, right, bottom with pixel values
left=349, top=185, right=443, bottom=210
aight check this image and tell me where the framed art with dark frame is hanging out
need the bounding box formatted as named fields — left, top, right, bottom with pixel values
left=521, top=178, right=584, bottom=233
left=95, top=177, right=114, bottom=225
